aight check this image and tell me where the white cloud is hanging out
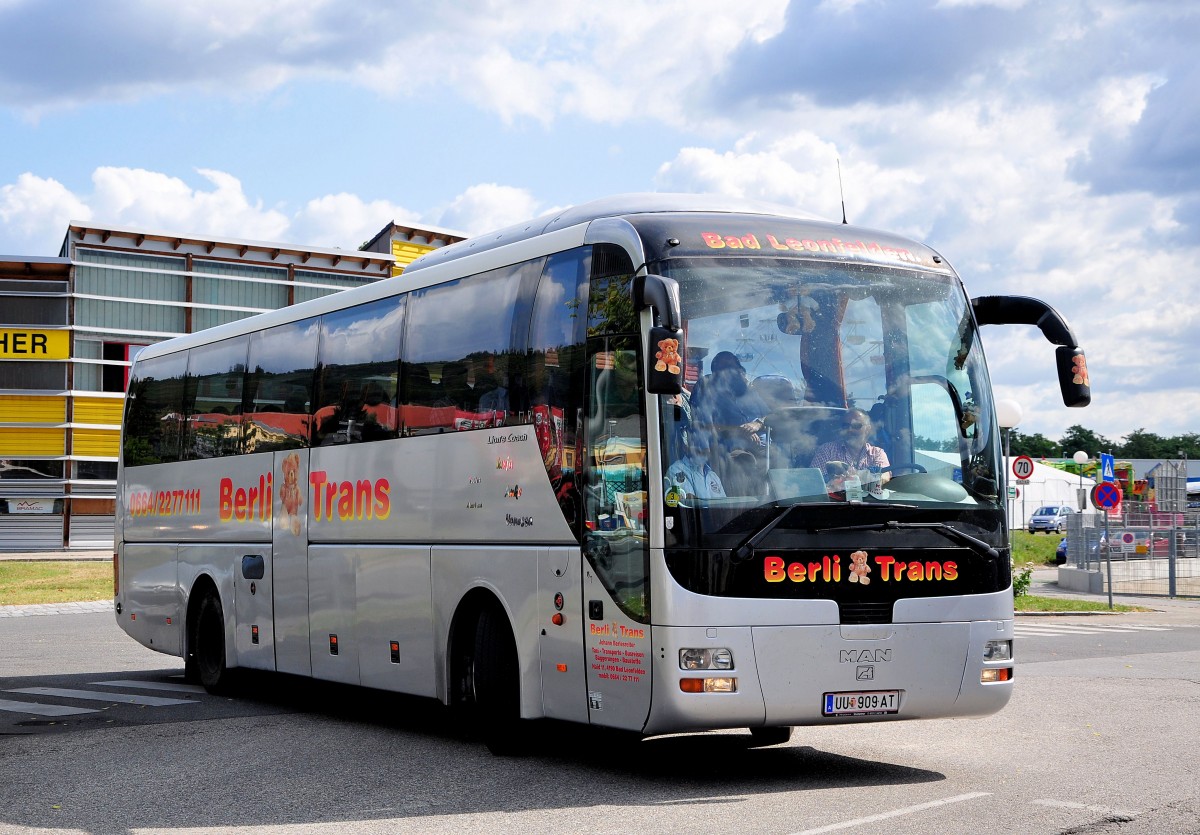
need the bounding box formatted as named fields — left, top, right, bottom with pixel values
left=0, top=173, right=91, bottom=252
left=87, top=167, right=290, bottom=242
left=434, top=184, right=542, bottom=236
left=291, top=193, right=423, bottom=250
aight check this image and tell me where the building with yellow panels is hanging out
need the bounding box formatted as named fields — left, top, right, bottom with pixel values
left=0, top=220, right=464, bottom=550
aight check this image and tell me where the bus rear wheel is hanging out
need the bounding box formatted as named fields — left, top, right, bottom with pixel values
left=748, top=726, right=793, bottom=747
left=472, top=607, right=524, bottom=756
left=194, top=592, right=235, bottom=695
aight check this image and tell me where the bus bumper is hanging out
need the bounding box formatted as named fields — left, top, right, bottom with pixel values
left=643, top=619, right=1013, bottom=735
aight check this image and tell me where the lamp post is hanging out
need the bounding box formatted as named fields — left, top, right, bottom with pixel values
left=1073, top=450, right=1088, bottom=509
left=995, top=400, right=1022, bottom=529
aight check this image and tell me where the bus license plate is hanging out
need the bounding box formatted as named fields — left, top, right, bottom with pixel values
left=823, top=690, right=900, bottom=716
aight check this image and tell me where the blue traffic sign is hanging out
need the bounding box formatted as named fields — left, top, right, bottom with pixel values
left=1100, top=452, right=1116, bottom=483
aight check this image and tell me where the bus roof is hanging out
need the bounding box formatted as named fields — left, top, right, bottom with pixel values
left=130, top=194, right=949, bottom=364
left=405, top=193, right=828, bottom=273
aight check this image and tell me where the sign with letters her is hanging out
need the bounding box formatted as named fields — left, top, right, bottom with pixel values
left=0, top=329, right=69, bottom=360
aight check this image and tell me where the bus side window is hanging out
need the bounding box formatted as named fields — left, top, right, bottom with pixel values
left=402, top=266, right=526, bottom=434
left=123, top=351, right=189, bottom=466
left=182, top=335, right=248, bottom=460
left=244, top=318, right=319, bottom=453
left=313, top=296, right=404, bottom=445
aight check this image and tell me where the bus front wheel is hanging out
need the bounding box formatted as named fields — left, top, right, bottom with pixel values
left=472, top=607, right=524, bottom=756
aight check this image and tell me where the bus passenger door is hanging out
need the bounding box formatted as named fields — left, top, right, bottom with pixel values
left=581, top=337, right=653, bottom=732
left=538, top=545, right=587, bottom=722
left=272, top=449, right=311, bottom=676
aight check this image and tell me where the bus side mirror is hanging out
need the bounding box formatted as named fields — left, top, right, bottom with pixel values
left=973, top=294, right=1092, bottom=408
left=633, top=274, right=685, bottom=394
left=632, top=274, right=681, bottom=331
left=1056, top=346, right=1091, bottom=408
left=646, top=326, right=685, bottom=395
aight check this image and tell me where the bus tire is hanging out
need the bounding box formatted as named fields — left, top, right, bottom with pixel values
left=194, top=592, right=235, bottom=695
left=748, top=726, right=792, bottom=747
left=473, top=606, right=524, bottom=756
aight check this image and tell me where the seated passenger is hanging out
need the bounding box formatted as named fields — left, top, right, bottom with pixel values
left=690, top=351, right=769, bottom=447
left=665, top=429, right=726, bottom=501
left=809, top=408, right=890, bottom=486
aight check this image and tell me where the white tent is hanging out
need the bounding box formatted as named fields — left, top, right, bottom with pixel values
left=1004, top=457, right=1096, bottom=529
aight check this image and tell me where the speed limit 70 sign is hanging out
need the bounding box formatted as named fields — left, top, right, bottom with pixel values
left=1012, top=455, right=1035, bottom=480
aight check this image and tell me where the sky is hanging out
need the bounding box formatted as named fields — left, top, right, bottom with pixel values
left=0, top=0, right=1196, bottom=443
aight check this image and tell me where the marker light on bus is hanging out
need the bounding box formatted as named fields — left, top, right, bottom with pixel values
left=980, top=668, right=1012, bottom=683
left=679, top=647, right=733, bottom=670
left=983, top=640, right=1012, bottom=662
left=679, top=677, right=738, bottom=693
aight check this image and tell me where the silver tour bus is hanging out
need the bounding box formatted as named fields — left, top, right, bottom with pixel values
left=114, top=194, right=1090, bottom=752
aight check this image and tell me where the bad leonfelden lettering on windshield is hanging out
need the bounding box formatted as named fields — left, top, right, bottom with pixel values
left=700, top=231, right=919, bottom=264
left=763, top=554, right=959, bottom=583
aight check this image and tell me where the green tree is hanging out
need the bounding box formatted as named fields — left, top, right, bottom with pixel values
left=1059, top=424, right=1113, bottom=458
left=1117, top=428, right=1167, bottom=459
left=1008, top=430, right=1058, bottom=457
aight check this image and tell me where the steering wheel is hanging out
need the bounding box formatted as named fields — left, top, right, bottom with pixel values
left=885, top=466, right=969, bottom=502
left=883, top=463, right=927, bottom=476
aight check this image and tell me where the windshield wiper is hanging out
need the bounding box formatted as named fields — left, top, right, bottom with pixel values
left=731, top=503, right=811, bottom=562
left=812, top=520, right=1001, bottom=560
left=730, top=501, right=915, bottom=563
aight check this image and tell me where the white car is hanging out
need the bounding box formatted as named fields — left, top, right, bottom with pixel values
left=1028, top=505, right=1075, bottom=534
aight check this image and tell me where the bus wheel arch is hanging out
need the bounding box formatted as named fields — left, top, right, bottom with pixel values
left=186, top=575, right=235, bottom=694
left=447, top=590, right=525, bottom=755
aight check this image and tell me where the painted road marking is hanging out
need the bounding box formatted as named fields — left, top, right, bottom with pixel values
left=790, top=792, right=991, bottom=834
left=1014, top=623, right=1174, bottom=638
left=7, top=687, right=197, bottom=707
left=91, top=679, right=206, bottom=694
left=0, top=698, right=98, bottom=717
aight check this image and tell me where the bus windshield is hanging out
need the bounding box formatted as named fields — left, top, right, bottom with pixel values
left=657, top=257, right=1004, bottom=545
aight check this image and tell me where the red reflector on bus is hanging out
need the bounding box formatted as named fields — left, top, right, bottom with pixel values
left=556, top=664, right=568, bottom=673
left=113, top=553, right=119, bottom=596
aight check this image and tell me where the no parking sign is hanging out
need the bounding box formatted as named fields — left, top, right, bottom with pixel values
left=1091, top=481, right=1121, bottom=510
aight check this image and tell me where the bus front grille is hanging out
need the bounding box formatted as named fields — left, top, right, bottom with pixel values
left=838, top=601, right=893, bottom=624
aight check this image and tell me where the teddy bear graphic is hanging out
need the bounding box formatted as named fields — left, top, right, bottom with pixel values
left=280, top=452, right=303, bottom=536
left=848, top=550, right=871, bottom=585
left=654, top=337, right=682, bottom=375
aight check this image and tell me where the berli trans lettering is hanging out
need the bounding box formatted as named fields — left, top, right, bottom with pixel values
left=763, top=554, right=958, bottom=583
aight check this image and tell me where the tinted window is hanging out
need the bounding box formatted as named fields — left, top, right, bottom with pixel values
left=586, top=244, right=637, bottom=335
left=245, top=318, right=319, bottom=453
left=123, top=351, right=188, bottom=466
left=402, top=264, right=531, bottom=434
left=183, top=336, right=248, bottom=459
left=314, top=296, right=404, bottom=445
left=529, top=249, right=591, bottom=530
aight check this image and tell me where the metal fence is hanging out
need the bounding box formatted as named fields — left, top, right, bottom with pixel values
left=1065, top=507, right=1200, bottom=598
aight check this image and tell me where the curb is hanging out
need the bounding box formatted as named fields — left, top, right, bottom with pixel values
left=0, top=600, right=112, bottom=618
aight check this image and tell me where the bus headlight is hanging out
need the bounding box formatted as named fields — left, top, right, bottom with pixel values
left=679, top=647, right=733, bottom=670
left=680, top=677, right=738, bottom=693
left=983, top=640, right=1012, bottom=662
